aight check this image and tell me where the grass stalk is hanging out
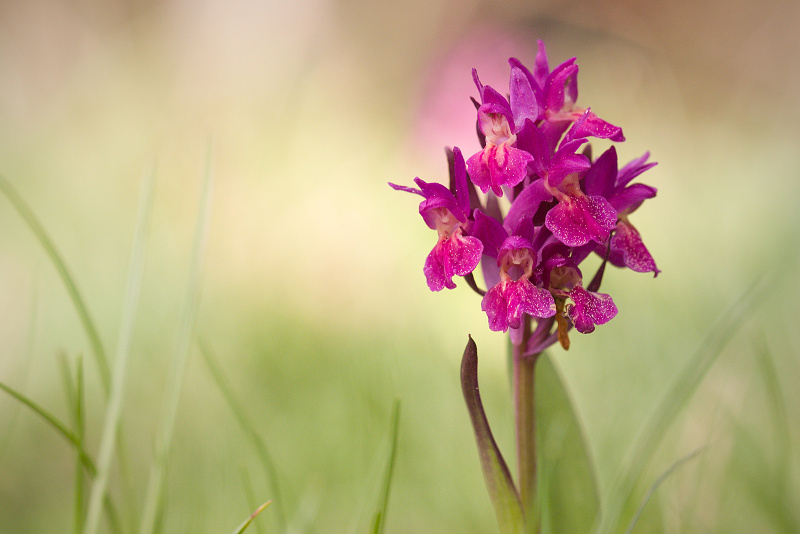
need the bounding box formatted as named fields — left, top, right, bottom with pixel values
left=370, top=400, right=401, bottom=534
left=595, top=274, right=772, bottom=534
left=138, top=146, right=214, bottom=534
left=0, top=174, right=110, bottom=396
left=84, top=163, right=156, bottom=534
left=199, top=340, right=287, bottom=531
left=0, top=379, right=96, bottom=475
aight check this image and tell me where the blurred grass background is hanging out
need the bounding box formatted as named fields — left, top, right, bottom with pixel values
left=1, top=0, right=799, bottom=532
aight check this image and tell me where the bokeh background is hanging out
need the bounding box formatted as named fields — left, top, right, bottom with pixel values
left=1, top=0, right=799, bottom=532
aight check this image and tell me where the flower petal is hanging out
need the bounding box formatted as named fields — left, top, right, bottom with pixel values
left=510, top=66, right=539, bottom=130
left=481, top=279, right=556, bottom=332
left=467, top=144, right=533, bottom=196
left=424, top=233, right=483, bottom=291
left=545, top=194, right=617, bottom=247
left=566, top=285, right=617, bottom=333
left=610, top=221, right=660, bottom=276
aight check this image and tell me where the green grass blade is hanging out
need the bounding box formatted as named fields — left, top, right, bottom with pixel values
left=623, top=446, right=704, bottom=534
left=231, top=501, right=272, bottom=534
left=138, top=146, right=214, bottom=534
left=0, top=174, right=110, bottom=396
left=240, top=469, right=266, bottom=534
left=85, top=163, right=156, bottom=534
left=753, top=332, right=792, bottom=476
left=596, top=274, right=773, bottom=534
left=371, top=400, right=401, bottom=534
left=0, top=380, right=96, bottom=476
left=199, top=340, right=287, bottom=531
left=0, top=287, right=38, bottom=461
left=69, top=355, right=86, bottom=534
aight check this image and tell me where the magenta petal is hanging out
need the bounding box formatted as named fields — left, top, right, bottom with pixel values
left=466, top=150, right=492, bottom=195
left=507, top=279, right=557, bottom=324
left=566, top=285, right=617, bottom=334
left=533, top=40, right=550, bottom=89
left=467, top=145, right=532, bottom=196
left=481, top=283, right=511, bottom=331
left=424, top=233, right=483, bottom=291
left=567, top=109, right=624, bottom=142
left=510, top=66, right=538, bottom=129
left=544, top=59, right=578, bottom=113
left=473, top=209, right=508, bottom=258
left=610, top=221, right=660, bottom=276
left=481, top=279, right=555, bottom=332
left=545, top=195, right=617, bottom=247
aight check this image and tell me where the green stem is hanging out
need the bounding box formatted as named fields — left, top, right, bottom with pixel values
left=513, top=318, right=538, bottom=527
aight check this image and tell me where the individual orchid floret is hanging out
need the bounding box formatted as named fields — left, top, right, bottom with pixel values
left=473, top=211, right=555, bottom=332
left=509, top=40, right=624, bottom=150
left=583, top=146, right=660, bottom=276
left=523, top=122, right=616, bottom=248
left=564, top=285, right=618, bottom=334
left=389, top=148, right=483, bottom=291
left=466, top=69, right=535, bottom=197
left=539, top=243, right=617, bottom=347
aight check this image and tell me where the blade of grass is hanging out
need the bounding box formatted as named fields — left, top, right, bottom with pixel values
left=199, top=340, right=286, bottom=531
left=0, top=174, right=110, bottom=396
left=596, top=274, right=773, bottom=534
left=371, top=399, right=401, bottom=534
left=85, top=163, right=156, bottom=534
left=0, top=379, right=96, bottom=475
left=753, top=332, right=792, bottom=481
left=231, top=501, right=272, bottom=534
left=61, top=354, right=87, bottom=534
left=0, top=284, right=38, bottom=461
left=241, top=469, right=266, bottom=534
left=138, top=145, right=214, bottom=534
left=622, top=446, right=704, bottom=534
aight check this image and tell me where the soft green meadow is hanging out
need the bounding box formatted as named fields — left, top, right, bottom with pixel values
left=2, top=2, right=800, bottom=532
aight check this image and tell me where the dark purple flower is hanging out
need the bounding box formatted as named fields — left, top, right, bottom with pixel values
left=540, top=243, right=617, bottom=335
left=392, top=39, right=657, bottom=350
left=583, top=146, right=660, bottom=275
left=473, top=211, right=555, bottom=332
left=389, top=148, right=483, bottom=291
left=522, top=121, right=616, bottom=247
left=466, top=69, right=535, bottom=197
left=564, top=285, right=617, bottom=334
left=509, top=40, right=624, bottom=151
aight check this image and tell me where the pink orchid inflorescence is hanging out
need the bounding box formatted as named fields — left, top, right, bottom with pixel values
left=391, top=40, right=658, bottom=352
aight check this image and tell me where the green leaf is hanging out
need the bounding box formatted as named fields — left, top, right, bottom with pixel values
left=535, top=354, right=600, bottom=534
left=461, top=336, right=525, bottom=534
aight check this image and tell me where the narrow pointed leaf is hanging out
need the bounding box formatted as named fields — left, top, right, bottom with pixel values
left=461, top=336, right=525, bottom=534
left=535, top=354, right=600, bottom=534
